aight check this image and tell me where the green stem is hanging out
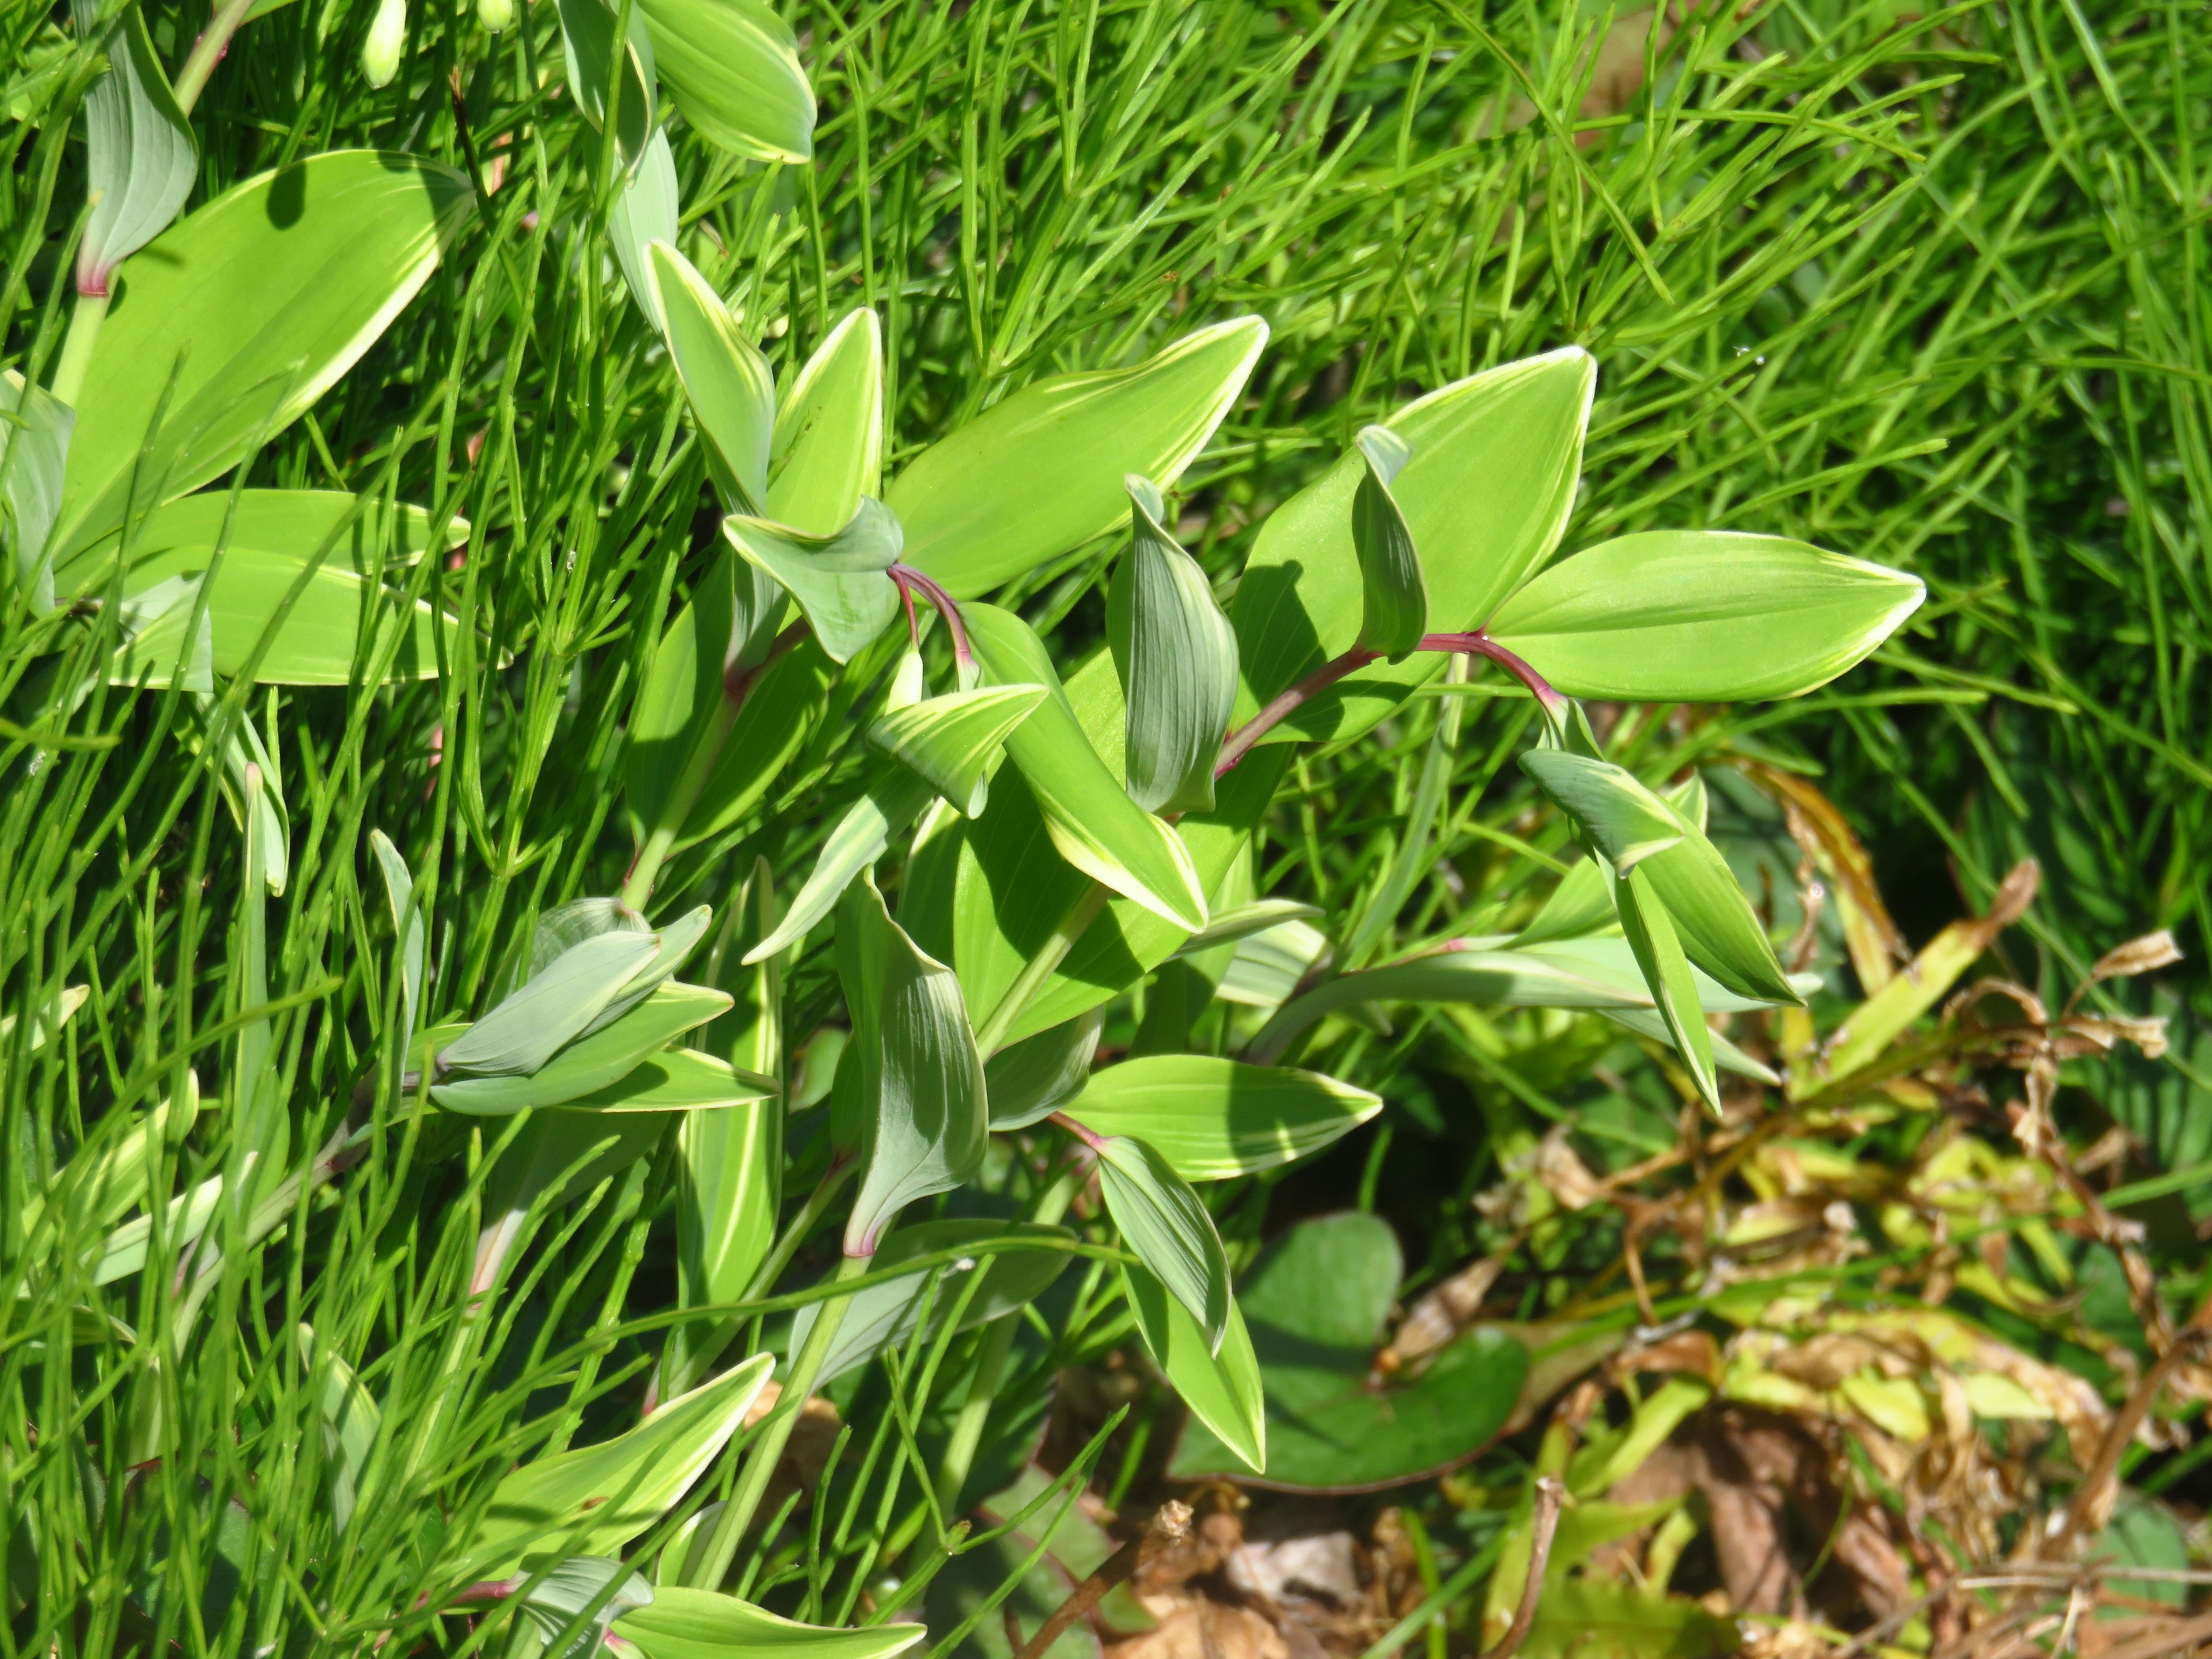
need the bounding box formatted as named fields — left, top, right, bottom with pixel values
left=50, top=292, right=108, bottom=407
left=931, top=1172, right=1080, bottom=1517
left=622, top=630, right=801, bottom=911
left=972, top=882, right=1109, bottom=1056
left=741, top=1154, right=857, bottom=1301
left=688, top=1250, right=871, bottom=1589
left=171, top=0, right=258, bottom=116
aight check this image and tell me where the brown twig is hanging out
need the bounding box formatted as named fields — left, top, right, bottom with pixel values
left=1482, top=1476, right=1567, bottom=1659
left=2056, top=1329, right=2206, bottom=1546
left=1012, top=1501, right=1192, bottom=1659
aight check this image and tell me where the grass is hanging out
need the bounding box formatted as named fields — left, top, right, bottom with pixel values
left=3, top=0, right=2209, bottom=1654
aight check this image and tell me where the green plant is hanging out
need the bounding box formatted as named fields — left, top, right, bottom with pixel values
left=12, top=1, right=2190, bottom=1655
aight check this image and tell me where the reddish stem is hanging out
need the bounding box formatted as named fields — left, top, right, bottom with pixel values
left=1214, top=629, right=1565, bottom=778
left=888, top=565, right=974, bottom=673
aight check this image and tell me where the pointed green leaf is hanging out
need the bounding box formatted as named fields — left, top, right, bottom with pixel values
left=1519, top=751, right=1683, bottom=873
left=626, top=543, right=788, bottom=846
left=1108, top=475, right=1238, bottom=815
left=1, top=370, right=71, bottom=609
left=1487, top=531, right=1927, bottom=702
left=90, top=1166, right=228, bottom=1285
left=369, top=830, right=423, bottom=1040
left=745, top=772, right=933, bottom=967
left=1509, top=855, right=1615, bottom=948
left=964, top=604, right=1207, bottom=932
left=1123, top=1266, right=1264, bottom=1475
left=612, top=1586, right=925, bottom=1659
left=298, top=1324, right=380, bottom=1536
left=724, top=499, right=901, bottom=665
left=1233, top=348, right=1594, bottom=746
left=1094, top=1134, right=1229, bottom=1353
left=1349, top=426, right=1425, bottom=657
left=1524, top=752, right=1798, bottom=1004
left=869, top=683, right=1046, bottom=817
left=458, top=1353, right=774, bottom=1578
left=73, top=0, right=195, bottom=289
left=984, top=1007, right=1101, bottom=1131
left=634, top=0, right=813, bottom=163
left=1613, top=865, right=1720, bottom=1112
left=789, top=1219, right=1075, bottom=1385
left=438, top=931, right=661, bottom=1078
left=612, top=129, right=680, bottom=330
left=106, top=572, right=212, bottom=691
left=769, top=308, right=881, bottom=534
left=1063, top=1057, right=1380, bottom=1183
left=839, top=872, right=988, bottom=1255
left=56, top=151, right=475, bottom=562
left=1601, top=1007, right=1778, bottom=1083
left=558, top=0, right=657, bottom=172
left=649, top=241, right=774, bottom=512
left=1173, top=900, right=1323, bottom=958
left=1508, top=936, right=1813, bottom=1014
left=926, top=655, right=1282, bottom=1043
left=890, top=318, right=1268, bottom=597
left=512, top=1557, right=654, bottom=1655
left=432, top=983, right=733, bottom=1113
left=557, top=1047, right=778, bottom=1112
left=77, top=490, right=465, bottom=684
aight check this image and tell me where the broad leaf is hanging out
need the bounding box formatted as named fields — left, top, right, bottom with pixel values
left=1123, top=1266, right=1264, bottom=1475
left=1487, top=530, right=1927, bottom=702
left=964, top=604, right=1207, bottom=931
left=558, top=0, right=657, bottom=173
left=984, top=1007, right=1101, bottom=1130
left=889, top=318, right=1268, bottom=597
left=839, top=873, right=988, bottom=1255
left=1093, top=1134, right=1229, bottom=1353
left=1233, top=347, right=1594, bottom=745
left=106, top=572, right=212, bottom=692
left=724, top=499, right=902, bottom=665
left=634, top=0, right=813, bottom=163
left=612, top=1586, right=925, bottom=1659
left=649, top=241, right=774, bottom=511
left=1062, top=1056, right=1379, bottom=1181
left=431, top=983, right=733, bottom=1113
left=1108, top=475, right=1237, bottom=814
left=769, top=308, right=882, bottom=533
left=1613, top=866, right=1720, bottom=1112
left=437, top=931, right=661, bottom=1078
left=868, top=683, right=1046, bottom=817
left=1349, top=426, right=1425, bottom=656
left=74, top=491, right=464, bottom=684
left=681, top=640, right=835, bottom=851
left=612, top=130, right=680, bottom=331
left=56, top=151, right=474, bottom=562
left=73, top=0, right=195, bottom=291
left=456, top=1353, right=773, bottom=1578
left=1170, top=1214, right=1527, bottom=1491
left=1173, top=899, right=1323, bottom=957
left=788, top=1219, right=1075, bottom=1384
